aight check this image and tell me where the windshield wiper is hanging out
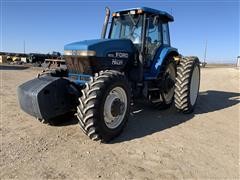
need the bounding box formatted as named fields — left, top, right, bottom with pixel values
left=128, top=14, right=140, bottom=35
left=128, top=14, right=140, bottom=27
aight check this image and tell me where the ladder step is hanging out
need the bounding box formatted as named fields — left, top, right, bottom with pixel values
left=148, top=88, right=160, bottom=91
left=151, top=99, right=161, bottom=103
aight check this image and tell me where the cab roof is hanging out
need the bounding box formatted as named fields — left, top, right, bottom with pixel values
left=115, top=7, right=174, bottom=22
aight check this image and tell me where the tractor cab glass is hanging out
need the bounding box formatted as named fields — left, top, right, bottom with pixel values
left=109, top=12, right=171, bottom=63
left=146, top=15, right=162, bottom=61
left=110, top=14, right=143, bottom=45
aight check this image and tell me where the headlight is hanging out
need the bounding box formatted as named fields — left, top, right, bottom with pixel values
left=64, top=50, right=96, bottom=57
left=64, top=50, right=73, bottom=56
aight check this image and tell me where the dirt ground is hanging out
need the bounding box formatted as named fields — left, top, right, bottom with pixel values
left=0, top=65, right=239, bottom=179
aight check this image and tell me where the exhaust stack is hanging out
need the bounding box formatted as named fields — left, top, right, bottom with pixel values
left=101, top=7, right=110, bottom=39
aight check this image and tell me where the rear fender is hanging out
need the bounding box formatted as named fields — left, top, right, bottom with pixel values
left=145, top=46, right=178, bottom=79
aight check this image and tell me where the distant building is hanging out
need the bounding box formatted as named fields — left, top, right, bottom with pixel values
left=21, top=57, right=27, bottom=63
left=237, top=56, right=240, bottom=67
left=0, top=55, right=7, bottom=63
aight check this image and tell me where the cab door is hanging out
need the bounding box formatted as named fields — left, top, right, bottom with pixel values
left=145, top=16, right=162, bottom=64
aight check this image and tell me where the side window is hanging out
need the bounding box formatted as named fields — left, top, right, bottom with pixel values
left=162, top=23, right=170, bottom=45
left=147, top=18, right=161, bottom=45
left=148, top=25, right=159, bottom=44
left=146, top=17, right=162, bottom=61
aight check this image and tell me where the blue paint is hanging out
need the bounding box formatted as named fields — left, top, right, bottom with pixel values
left=64, top=39, right=134, bottom=57
left=144, top=46, right=178, bottom=80
left=115, top=7, right=173, bottom=22
left=64, top=39, right=108, bottom=51
left=68, top=73, right=92, bottom=85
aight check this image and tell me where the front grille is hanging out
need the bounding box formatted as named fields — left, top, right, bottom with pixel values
left=65, top=56, right=94, bottom=74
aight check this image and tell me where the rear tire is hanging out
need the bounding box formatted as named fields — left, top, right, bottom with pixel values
left=174, top=56, right=200, bottom=113
left=76, top=70, right=131, bottom=142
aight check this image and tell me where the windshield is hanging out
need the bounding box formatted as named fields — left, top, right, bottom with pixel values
left=109, top=14, right=143, bottom=44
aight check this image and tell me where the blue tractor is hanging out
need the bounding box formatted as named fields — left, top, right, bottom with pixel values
left=18, top=7, right=200, bottom=142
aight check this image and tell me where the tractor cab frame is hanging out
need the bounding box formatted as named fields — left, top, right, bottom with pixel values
left=108, top=7, right=173, bottom=54
left=102, top=7, right=178, bottom=81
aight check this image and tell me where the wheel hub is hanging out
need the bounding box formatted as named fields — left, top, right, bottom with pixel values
left=104, top=87, right=128, bottom=129
left=111, top=98, right=125, bottom=117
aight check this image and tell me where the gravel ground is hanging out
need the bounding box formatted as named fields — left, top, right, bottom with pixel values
left=0, top=65, right=239, bottom=179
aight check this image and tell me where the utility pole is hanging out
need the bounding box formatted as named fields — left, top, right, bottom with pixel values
left=204, top=40, right=208, bottom=64
left=23, top=40, right=25, bottom=54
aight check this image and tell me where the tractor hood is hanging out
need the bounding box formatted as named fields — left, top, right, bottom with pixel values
left=64, top=39, right=134, bottom=57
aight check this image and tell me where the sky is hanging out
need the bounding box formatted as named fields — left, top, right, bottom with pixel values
left=0, top=0, right=239, bottom=63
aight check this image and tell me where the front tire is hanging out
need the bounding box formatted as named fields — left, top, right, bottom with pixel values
left=174, top=56, right=200, bottom=113
left=76, top=70, right=131, bottom=142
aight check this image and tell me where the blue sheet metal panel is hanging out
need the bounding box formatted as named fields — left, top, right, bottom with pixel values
left=115, top=7, right=174, bottom=22
left=144, top=46, right=178, bottom=80
left=64, top=39, right=134, bottom=57
left=64, top=39, right=108, bottom=51
left=68, top=73, right=92, bottom=85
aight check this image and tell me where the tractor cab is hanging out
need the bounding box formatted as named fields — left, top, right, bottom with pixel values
left=108, top=7, right=174, bottom=64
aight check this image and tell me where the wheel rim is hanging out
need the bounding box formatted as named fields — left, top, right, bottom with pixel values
left=103, top=86, right=128, bottom=129
left=190, top=65, right=200, bottom=105
left=163, top=63, right=176, bottom=104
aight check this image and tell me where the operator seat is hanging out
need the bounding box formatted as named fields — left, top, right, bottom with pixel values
left=145, top=36, right=154, bottom=67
